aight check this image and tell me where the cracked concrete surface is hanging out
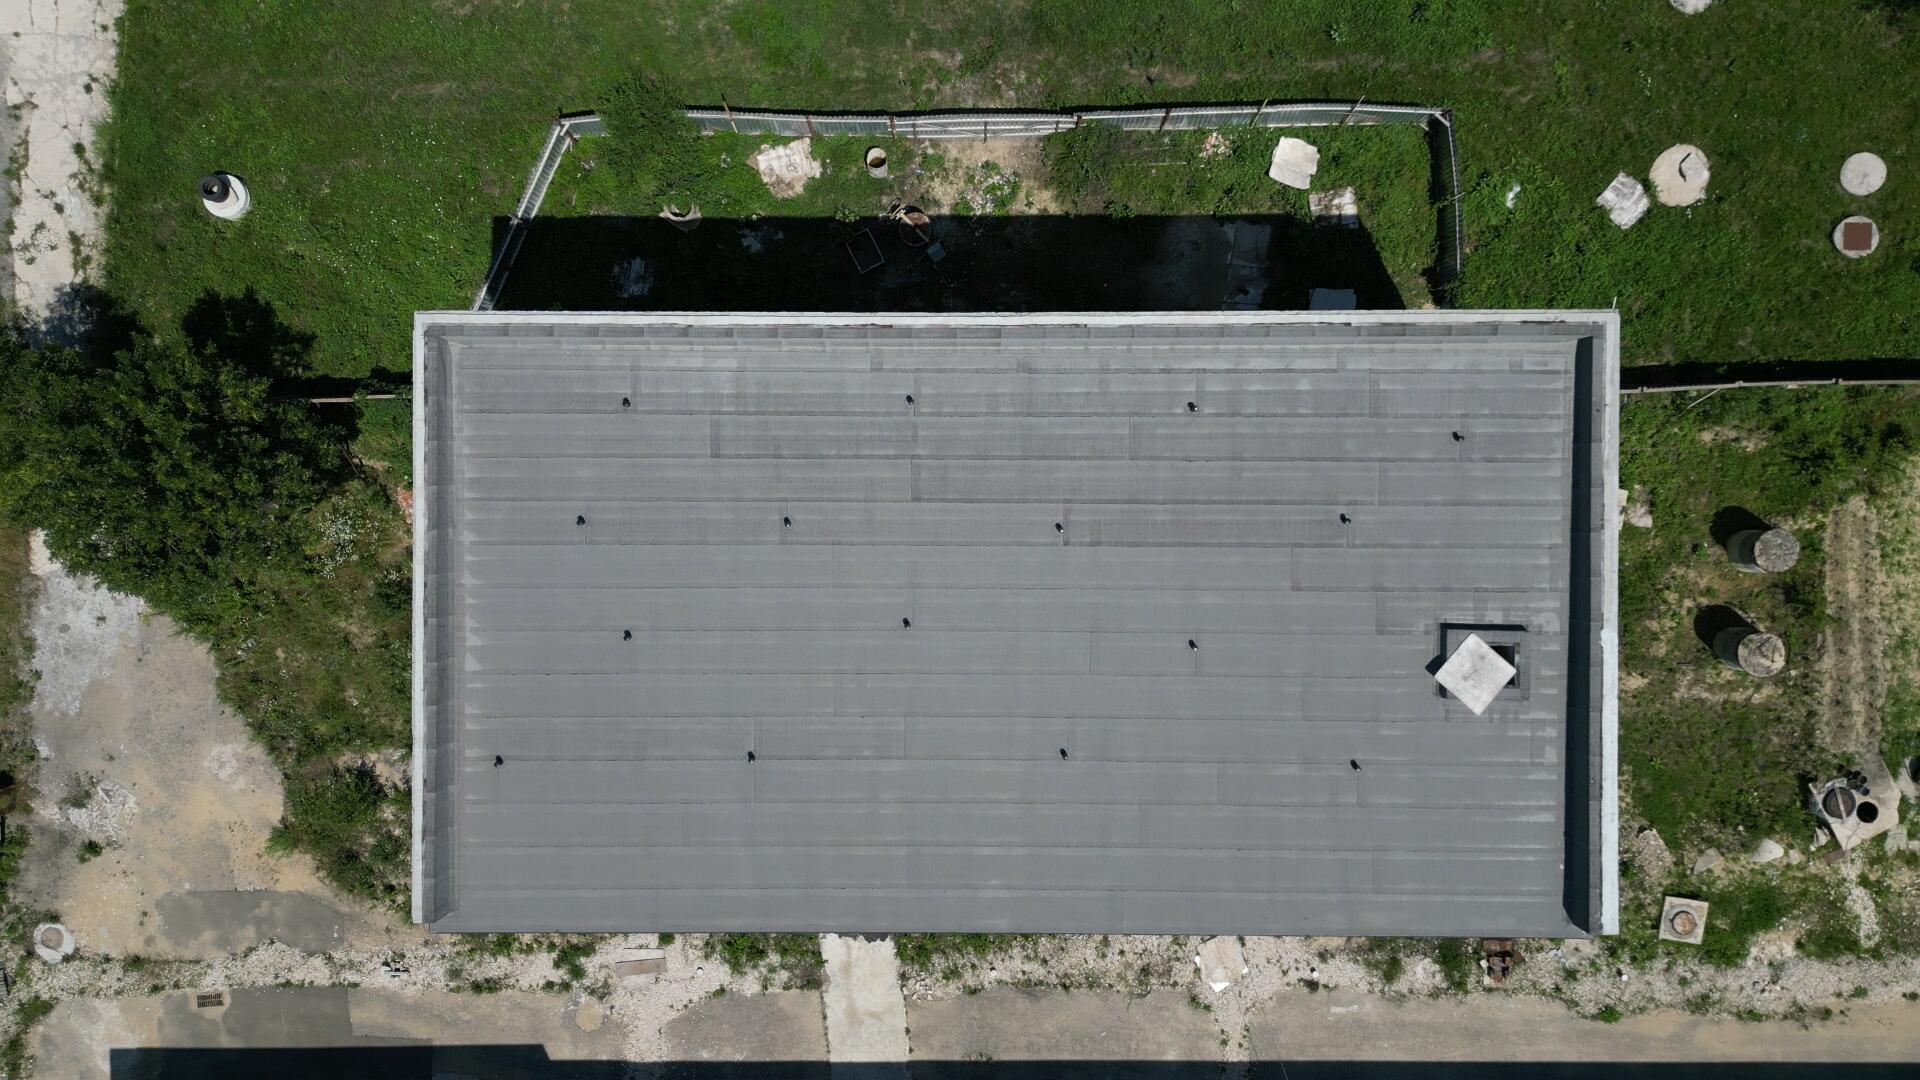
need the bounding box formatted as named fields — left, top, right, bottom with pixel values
left=0, top=0, right=122, bottom=318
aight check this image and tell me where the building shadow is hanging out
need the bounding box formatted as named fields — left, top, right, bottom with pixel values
left=491, top=213, right=1408, bottom=313
left=108, top=1049, right=1920, bottom=1079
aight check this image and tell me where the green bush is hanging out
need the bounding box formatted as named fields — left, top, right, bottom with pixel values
left=0, top=304, right=348, bottom=635
left=700, top=933, right=824, bottom=989
left=600, top=74, right=713, bottom=206
left=275, top=762, right=407, bottom=907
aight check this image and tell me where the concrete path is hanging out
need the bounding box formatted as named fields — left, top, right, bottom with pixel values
left=910, top=987, right=1219, bottom=1070
left=820, top=934, right=910, bottom=1077
left=1246, top=991, right=1920, bottom=1072
left=0, top=0, right=122, bottom=320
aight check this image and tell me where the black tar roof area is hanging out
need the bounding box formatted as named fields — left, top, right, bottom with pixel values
left=412, top=311, right=1619, bottom=937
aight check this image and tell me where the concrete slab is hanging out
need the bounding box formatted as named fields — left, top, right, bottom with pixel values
left=821, top=934, right=909, bottom=1074
left=663, top=989, right=830, bottom=1071
left=1434, top=633, right=1516, bottom=716
left=154, top=890, right=349, bottom=955
left=1247, top=992, right=1920, bottom=1066
left=908, top=987, right=1219, bottom=1070
left=1267, top=137, right=1320, bottom=190
left=1195, top=935, right=1248, bottom=992
left=34, top=987, right=631, bottom=1080
left=1596, top=173, right=1650, bottom=229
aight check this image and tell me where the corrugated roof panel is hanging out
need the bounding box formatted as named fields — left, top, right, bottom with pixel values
left=413, top=313, right=1617, bottom=937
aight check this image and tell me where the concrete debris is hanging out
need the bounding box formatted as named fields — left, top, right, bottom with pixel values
left=749, top=138, right=824, bottom=197
left=1749, top=838, right=1786, bottom=864
left=1309, top=186, right=1360, bottom=228
left=1669, top=0, right=1713, bottom=12
left=47, top=778, right=138, bottom=842
left=1785, top=848, right=1804, bottom=865
left=1622, top=487, right=1654, bottom=529
left=1200, top=131, right=1233, bottom=159
left=1691, top=848, right=1724, bottom=874
left=1840, top=152, right=1887, bottom=197
left=1505, top=183, right=1522, bottom=209
left=1649, top=144, right=1710, bottom=206
left=1195, top=936, right=1249, bottom=992
left=658, top=204, right=702, bottom=232
left=611, top=257, right=654, bottom=299
left=1267, top=137, right=1320, bottom=190
left=739, top=224, right=783, bottom=253
left=613, top=949, right=667, bottom=983
left=1596, top=173, right=1651, bottom=229
left=1628, top=826, right=1674, bottom=875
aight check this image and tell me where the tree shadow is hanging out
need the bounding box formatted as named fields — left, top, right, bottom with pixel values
left=183, top=288, right=318, bottom=380
left=493, top=212, right=1408, bottom=313
left=1692, top=604, right=1752, bottom=652
left=1708, top=506, right=1771, bottom=550
left=16, top=282, right=145, bottom=362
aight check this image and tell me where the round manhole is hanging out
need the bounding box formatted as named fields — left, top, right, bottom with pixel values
left=1856, top=800, right=1879, bottom=825
left=1822, top=785, right=1857, bottom=821
left=38, top=927, right=63, bottom=949
left=1669, top=909, right=1698, bottom=937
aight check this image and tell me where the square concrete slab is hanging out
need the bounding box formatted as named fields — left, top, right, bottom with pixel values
left=1659, top=896, right=1708, bottom=944
left=1434, top=633, right=1518, bottom=716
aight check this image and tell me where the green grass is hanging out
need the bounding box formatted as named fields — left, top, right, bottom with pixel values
left=1618, top=387, right=1920, bottom=846
left=104, top=1, right=1919, bottom=375
left=700, top=933, right=826, bottom=989
left=91, top=0, right=1920, bottom=944
left=894, top=933, right=1034, bottom=977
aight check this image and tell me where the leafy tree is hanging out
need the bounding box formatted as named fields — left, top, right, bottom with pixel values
left=600, top=73, right=714, bottom=205
left=0, top=320, right=348, bottom=631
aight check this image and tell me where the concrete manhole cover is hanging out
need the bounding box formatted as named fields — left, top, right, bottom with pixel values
left=1840, top=152, right=1887, bottom=197
left=1832, top=215, right=1879, bottom=258
left=1649, top=144, right=1710, bottom=206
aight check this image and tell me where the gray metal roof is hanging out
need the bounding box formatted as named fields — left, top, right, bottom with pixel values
left=412, top=312, right=1619, bottom=937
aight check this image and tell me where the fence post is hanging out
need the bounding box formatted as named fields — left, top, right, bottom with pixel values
left=888, top=115, right=896, bottom=136
left=1250, top=99, right=1267, bottom=127
left=723, top=98, right=737, bottom=133
left=1157, top=107, right=1172, bottom=132
left=805, top=114, right=817, bottom=138
left=1340, top=97, right=1367, bottom=126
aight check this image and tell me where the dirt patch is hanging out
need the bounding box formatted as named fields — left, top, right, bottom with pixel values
left=1820, top=494, right=1888, bottom=757
left=918, top=138, right=1059, bottom=214
left=17, top=551, right=399, bottom=958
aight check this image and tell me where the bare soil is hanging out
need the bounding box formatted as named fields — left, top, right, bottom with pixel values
left=1821, top=494, right=1889, bottom=757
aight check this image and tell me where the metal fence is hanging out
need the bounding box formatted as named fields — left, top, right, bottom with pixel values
left=475, top=102, right=1464, bottom=311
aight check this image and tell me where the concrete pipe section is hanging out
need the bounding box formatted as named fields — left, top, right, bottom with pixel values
left=1728, top=526, right=1800, bottom=573
left=1714, top=626, right=1785, bottom=677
